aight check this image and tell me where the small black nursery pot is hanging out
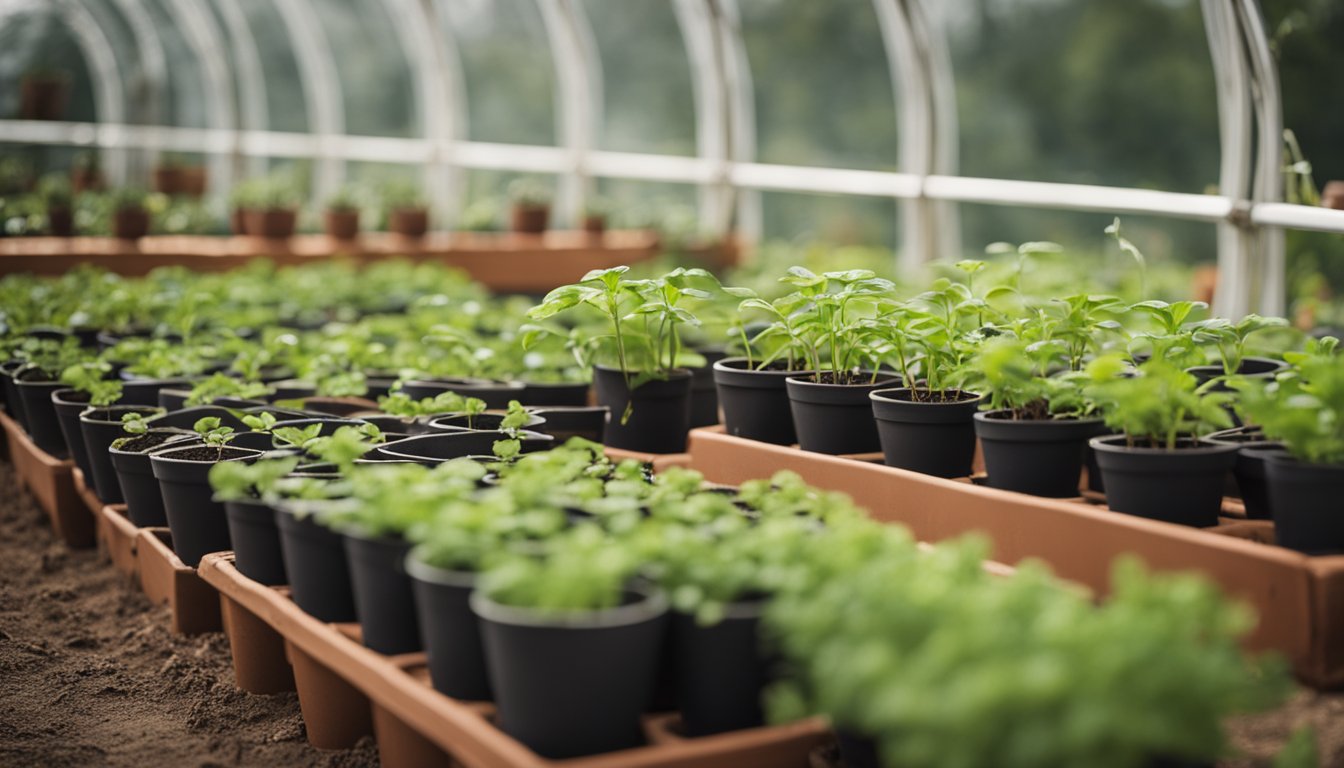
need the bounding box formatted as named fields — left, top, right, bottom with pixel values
left=786, top=372, right=897, bottom=455
left=1090, top=436, right=1238, bottom=528
left=268, top=417, right=367, bottom=449
left=426, top=411, right=545, bottom=433
left=274, top=502, right=359, bottom=622
left=689, top=348, right=728, bottom=429
left=342, top=529, right=421, bottom=655
left=1186, top=356, right=1286, bottom=389
left=518, top=380, right=590, bottom=407
left=50, top=388, right=94, bottom=480
left=224, top=497, right=289, bottom=586
left=1206, top=426, right=1281, bottom=520
left=405, top=550, right=491, bottom=700
left=151, top=444, right=260, bottom=567
left=1, top=359, right=29, bottom=429
left=120, top=377, right=192, bottom=408
left=374, top=429, right=552, bottom=465
left=712, top=358, right=809, bottom=446
left=146, top=405, right=250, bottom=432
left=591, top=365, right=693, bottom=454
left=870, top=389, right=984, bottom=478
left=1263, top=452, right=1344, bottom=555
left=973, top=411, right=1106, bottom=498
left=80, top=405, right=164, bottom=504
left=527, top=407, right=608, bottom=443
left=672, top=601, right=768, bottom=737
left=399, top=377, right=526, bottom=410
left=472, top=587, right=668, bottom=758
left=15, top=365, right=67, bottom=457
left=108, top=430, right=196, bottom=526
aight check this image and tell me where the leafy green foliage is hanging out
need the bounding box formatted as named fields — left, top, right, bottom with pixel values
left=1234, top=353, right=1344, bottom=464
left=1190, top=314, right=1291, bottom=376
left=184, top=372, right=271, bottom=406
left=272, top=423, right=323, bottom=451
left=209, top=455, right=301, bottom=501
left=193, top=416, right=235, bottom=448
left=121, top=411, right=152, bottom=435
left=972, top=337, right=1093, bottom=419
left=1086, top=357, right=1233, bottom=449
left=480, top=524, right=638, bottom=613
left=378, top=390, right=487, bottom=419
left=59, top=360, right=122, bottom=406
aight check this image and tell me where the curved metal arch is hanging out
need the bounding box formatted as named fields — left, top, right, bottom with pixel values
left=45, top=0, right=129, bottom=184
left=713, top=0, right=759, bottom=239
left=380, top=0, right=455, bottom=218
left=907, top=0, right=961, bottom=262
left=162, top=0, right=237, bottom=201
left=672, top=0, right=728, bottom=231
left=535, top=0, right=602, bottom=225
left=873, top=0, right=929, bottom=271
left=106, top=0, right=166, bottom=127
left=215, top=0, right=270, bottom=177
left=273, top=0, right=346, bottom=201
left=1233, top=0, right=1285, bottom=316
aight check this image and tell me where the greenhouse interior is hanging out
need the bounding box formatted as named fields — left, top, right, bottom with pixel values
left=3, top=0, right=1344, bottom=766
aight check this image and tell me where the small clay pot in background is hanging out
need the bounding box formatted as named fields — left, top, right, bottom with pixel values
left=71, top=167, right=104, bottom=194
left=230, top=207, right=246, bottom=235
left=112, top=209, right=150, bottom=240
left=153, top=166, right=182, bottom=196
left=20, top=73, right=69, bottom=120
left=388, top=207, right=428, bottom=238
left=1322, top=181, right=1344, bottom=211
left=47, top=207, right=73, bottom=236
left=582, top=214, right=606, bottom=235
left=325, top=208, right=360, bottom=240
left=511, top=204, right=549, bottom=234
left=244, top=208, right=297, bottom=239
left=177, top=167, right=207, bottom=198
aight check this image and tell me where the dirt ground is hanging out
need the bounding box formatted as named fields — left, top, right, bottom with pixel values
left=0, top=460, right=380, bottom=768
left=1, top=456, right=1342, bottom=767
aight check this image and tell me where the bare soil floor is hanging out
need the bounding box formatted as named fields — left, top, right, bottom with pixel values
left=0, top=460, right=379, bottom=768
left=1, top=456, right=1343, bottom=767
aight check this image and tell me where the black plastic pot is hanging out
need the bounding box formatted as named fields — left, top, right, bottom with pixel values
left=268, top=417, right=366, bottom=449
left=518, top=380, right=590, bottom=407
left=156, top=387, right=267, bottom=412
left=1, top=359, right=28, bottom=428
left=373, top=429, right=552, bottom=464
left=358, top=415, right=432, bottom=436
left=151, top=445, right=260, bottom=567
left=712, top=358, right=808, bottom=446
left=109, top=430, right=196, bottom=526
left=120, top=377, right=192, bottom=408
left=275, top=503, right=358, bottom=622
left=786, top=373, right=897, bottom=455
left=1206, top=426, right=1281, bottom=520
left=689, top=349, right=728, bottom=429
left=1187, top=356, right=1286, bottom=389
left=80, top=405, right=165, bottom=504
left=145, top=405, right=250, bottom=432
left=406, top=552, right=491, bottom=700
left=224, top=497, right=288, bottom=585
left=426, top=412, right=545, bottom=433
left=836, top=730, right=881, bottom=768
left=1263, top=453, right=1344, bottom=555
left=592, top=365, right=693, bottom=454
left=342, top=530, right=421, bottom=654
left=672, top=602, right=766, bottom=736
left=400, top=377, right=526, bottom=410
left=870, top=388, right=984, bottom=478
left=527, top=407, right=607, bottom=443
left=268, top=379, right=319, bottom=401
left=50, top=389, right=94, bottom=480
left=973, top=411, right=1106, bottom=497
left=15, top=367, right=67, bottom=457
left=472, top=588, right=668, bottom=758
left=1090, top=436, right=1238, bottom=527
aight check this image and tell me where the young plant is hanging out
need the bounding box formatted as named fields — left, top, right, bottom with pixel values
left=304, top=424, right=386, bottom=473
left=194, top=416, right=236, bottom=451
left=379, top=390, right=486, bottom=419
left=508, top=178, right=551, bottom=207
left=1233, top=354, right=1344, bottom=464
left=60, top=360, right=123, bottom=406
left=491, top=400, right=532, bottom=461
left=241, top=411, right=279, bottom=433
left=775, top=267, right=895, bottom=384
left=1126, top=300, right=1207, bottom=368
left=209, top=455, right=302, bottom=501
left=272, top=423, right=323, bottom=452
left=479, top=524, right=638, bottom=613
left=121, top=410, right=154, bottom=435
left=971, top=337, right=1093, bottom=419
left=184, top=372, right=271, bottom=406
left=1189, top=314, right=1290, bottom=376
left=1085, top=357, right=1233, bottom=449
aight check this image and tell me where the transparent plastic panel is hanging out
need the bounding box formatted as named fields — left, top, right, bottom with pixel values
left=141, top=0, right=209, bottom=129
left=237, top=0, right=309, bottom=133
left=312, top=0, right=416, bottom=137
left=442, top=0, right=557, bottom=146
left=759, top=191, right=899, bottom=251
left=581, top=0, right=696, bottom=156
left=0, top=8, right=98, bottom=124
left=739, top=0, right=898, bottom=170
left=596, top=179, right=698, bottom=234
left=936, top=0, right=1220, bottom=193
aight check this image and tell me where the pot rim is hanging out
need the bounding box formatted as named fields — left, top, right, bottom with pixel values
left=593, top=363, right=693, bottom=381
left=471, top=585, right=668, bottom=629
left=1088, top=434, right=1241, bottom=456
left=405, top=547, right=478, bottom=587
left=80, top=404, right=163, bottom=424
left=870, top=387, right=983, bottom=405
left=973, top=409, right=1104, bottom=426
left=785, top=371, right=897, bottom=388
left=1262, top=450, right=1344, bottom=472
left=712, top=357, right=811, bottom=376
left=149, top=444, right=260, bottom=466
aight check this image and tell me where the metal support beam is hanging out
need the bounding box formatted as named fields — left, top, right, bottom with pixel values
left=874, top=0, right=930, bottom=274
left=535, top=0, right=601, bottom=225
left=162, top=0, right=237, bottom=206
left=1234, top=0, right=1286, bottom=316
left=215, top=0, right=270, bottom=177
left=382, top=0, right=455, bottom=219
left=273, top=0, right=345, bottom=202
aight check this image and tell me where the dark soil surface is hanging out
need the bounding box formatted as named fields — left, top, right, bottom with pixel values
left=3, top=455, right=1344, bottom=767
left=0, top=460, right=379, bottom=768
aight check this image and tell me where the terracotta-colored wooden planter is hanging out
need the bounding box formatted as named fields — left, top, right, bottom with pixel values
left=135, top=527, right=223, bottom=634
left=686, top=425, right=1344, bottom=688
left=389, top=208, right=429, bottom=238
left=113, top=209, right=151, bottom=240
left=220, top=589, right=295, bottom=695
left=325, top=209, right=360, bottom=240
left=0, top=410, right=95, bottom=548
left=510, top=204, right=549, bottom=234
left=97, top=503, right=141, bottom=583
left=244, top=208, right=298, bottom=239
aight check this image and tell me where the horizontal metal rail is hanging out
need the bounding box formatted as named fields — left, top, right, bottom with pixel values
left=3, top=119, right=1342, bottom=237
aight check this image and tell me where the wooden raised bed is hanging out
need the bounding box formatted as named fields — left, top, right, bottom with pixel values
left=198, top=553, right=829, bottom=768
left=136, top=527, right=223, bottom=635
left=685, top=426, right=1344, bottom=689
left=0, top=410, right=95, bottom=548
left=0, top=231, right=738, bottom=294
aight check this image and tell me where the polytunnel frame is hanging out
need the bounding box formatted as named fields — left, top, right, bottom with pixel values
left=1, top=0, right=1342, bottom=316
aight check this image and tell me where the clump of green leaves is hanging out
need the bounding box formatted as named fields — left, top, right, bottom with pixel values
left=1086, top=356, right=1232, bottom=449
left=60, top=360, right=123, bottom=406
left=1190, top=314, right=1290, bottom=376
left=379, top=390, right=486, bottom=419
left=972, top=337, right=1093, bottom=419
left=209, top=455, right=301, bottom=501
left=1234, top=352, right=1344, bottom=464
left=479, top=524, right=639, bottom=613
left=193, top=416, right=236, bottom=448
left=185, top=372, right=271, bottom=406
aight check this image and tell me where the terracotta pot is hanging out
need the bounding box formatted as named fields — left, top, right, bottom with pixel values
left=112, top=209, right=150, bottom=240
left=510, top=203, right=549, bottom=234
left=71, top=167, right=104, bottom=194
left=1323, top=181, right=1344, bottom=211
left=244, top=208, right=297, bottom=239
left=230, top=207, right=246, bottom=235
left=152, top=166, right=182, bottom=195
left=47, top=207, right=73, bottom=237
left=324, top=209, right=359, bottom=240
left=20, top=74, right=69, bottom=120
left=582, top=214, right=606, bottom=235
left=177, top=167, right=207, bottom=198
left=388, top=207, right=428, bottom=238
